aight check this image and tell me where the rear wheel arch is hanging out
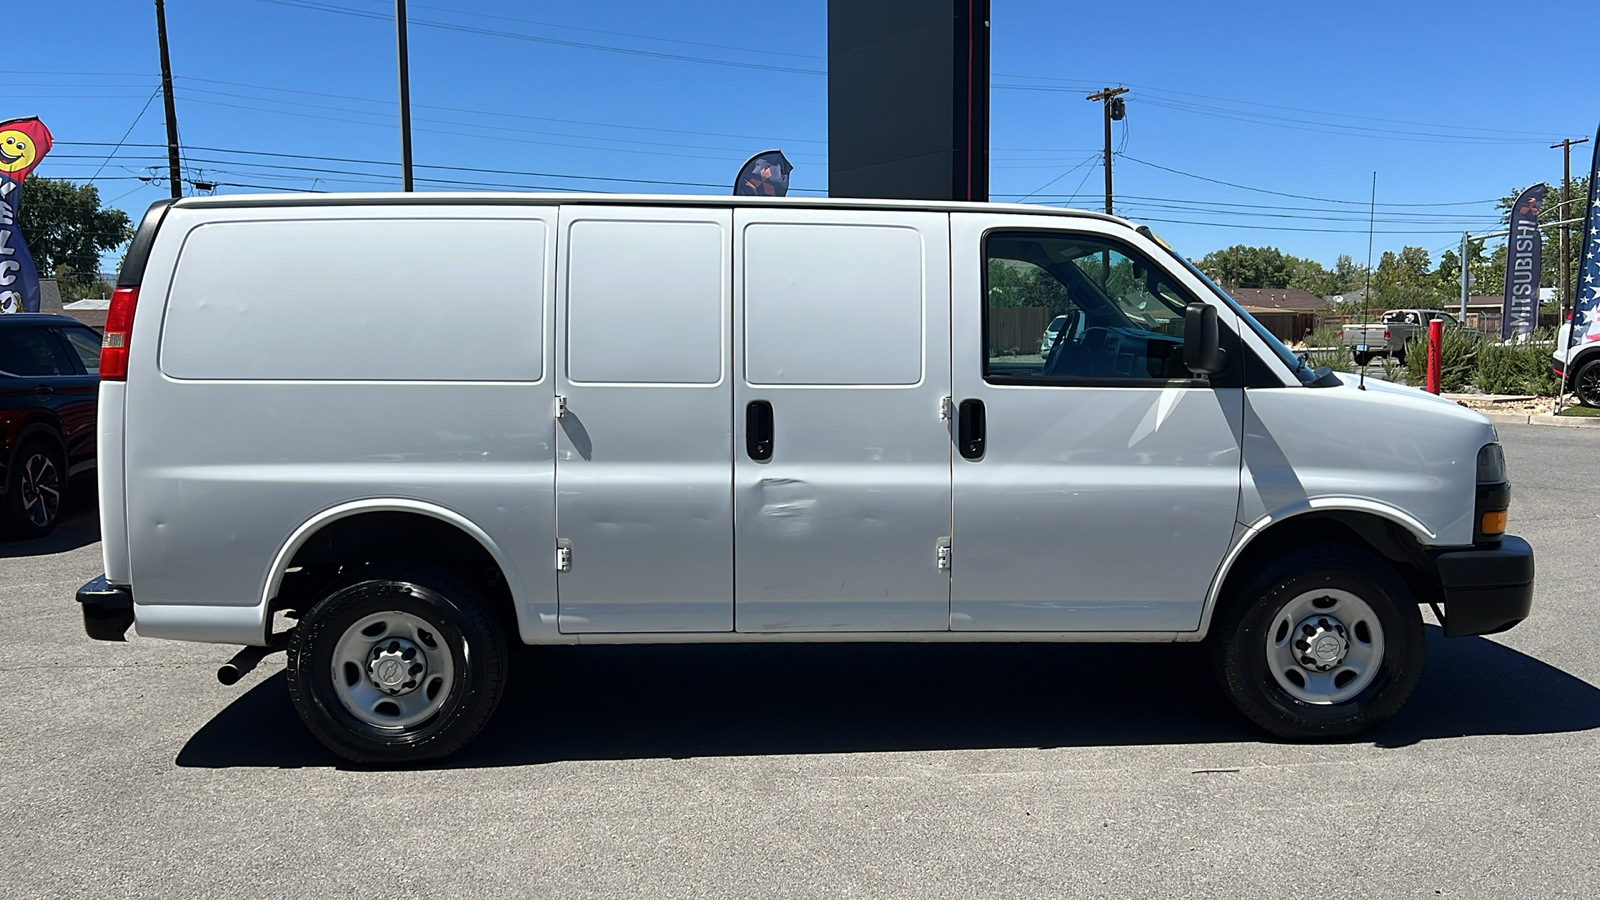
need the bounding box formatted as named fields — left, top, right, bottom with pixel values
left=7, top=420, right=64, bottom=468
left=265, top=502, right=524, bottom=644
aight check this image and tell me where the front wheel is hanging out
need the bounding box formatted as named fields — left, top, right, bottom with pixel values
left=287, top=564, right=507, bottom=764
left=1211, top=544, right=1425, bottom=739
left=1575, top=358, right=1600, bottom=408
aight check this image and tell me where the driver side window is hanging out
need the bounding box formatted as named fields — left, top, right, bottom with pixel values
left=983, top=231, right=1197, bottom=385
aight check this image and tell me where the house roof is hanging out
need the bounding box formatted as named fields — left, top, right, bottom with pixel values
left=1226, top=288, right=1326, bottom=311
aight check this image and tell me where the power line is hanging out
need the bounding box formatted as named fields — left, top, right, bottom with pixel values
left=357, top=0, right=825, bottom=62
left=1116, top=154, right=1501, bottom=207
left=86, top=88, right=162, bottom=184
left=253, top=0, right=825, bottom=76
left=56, top=140, right=827, bottom=192
left=995, top=72, right=1566, bottom=140
left=176, top=75, right=830, bottom=145
left=173, top=84, right=826, bottom=158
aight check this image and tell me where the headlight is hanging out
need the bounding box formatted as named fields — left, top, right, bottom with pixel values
left=1476, top=442, right=1507, bottom=484
left=1474, top=443, right=1509, bottom=544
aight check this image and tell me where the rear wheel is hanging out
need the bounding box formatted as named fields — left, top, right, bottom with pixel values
left=1211, top=544, right=1425, bottom=739
left=2, top=438, right=64, bottom=539
left=1575, top=358, right=1600, bottom=408
left=286, top=564, right=507, bottom=764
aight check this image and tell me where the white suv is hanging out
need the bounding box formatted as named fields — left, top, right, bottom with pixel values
left=1553, top=319, right=1600, bottom=407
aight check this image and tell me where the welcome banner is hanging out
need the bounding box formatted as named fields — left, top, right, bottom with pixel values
left=1501, top=183, right=1545, bottom=340
left=0, top=116, right=53, bottom=314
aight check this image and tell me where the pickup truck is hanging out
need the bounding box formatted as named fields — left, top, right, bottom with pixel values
left=1341, top=309, right=1459, bottom=365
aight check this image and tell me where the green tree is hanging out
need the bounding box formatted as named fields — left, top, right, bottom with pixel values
left=1195, top=245, right=1362, bottom=297
left=16, top=177, right=133, bottom=297
left=1371, top=246, right=1449, bottom=309
left=1196, top=245, right=1293, bottom=289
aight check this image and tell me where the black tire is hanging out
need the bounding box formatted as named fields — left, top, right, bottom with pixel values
left=1352, top=352, right=1371, bottom=367
left=2, top=437, right=65, bottom=540
left=286, top=563, right=507, bottom=765
left=1210, top=544, right=1425, bottom=740
left=1575, top=358, right=1600, bottom=409
left=1394, top=350, right=1407, bottom=367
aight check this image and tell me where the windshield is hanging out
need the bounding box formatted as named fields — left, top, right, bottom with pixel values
left=1136, top=227, right=1308, bottom=382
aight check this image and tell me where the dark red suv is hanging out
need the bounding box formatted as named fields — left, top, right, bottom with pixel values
left=0, top=313, right=102, bottom=538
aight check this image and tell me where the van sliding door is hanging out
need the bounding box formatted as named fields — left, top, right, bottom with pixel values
left=553, top=207, right=734, bottom=633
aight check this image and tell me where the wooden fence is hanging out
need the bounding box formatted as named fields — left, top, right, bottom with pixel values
left=1313, top=311, right=1559, bottom=338
left=1246, top=311, right=1319, bottom=343
left=988, top=306, right=1052, bottom=356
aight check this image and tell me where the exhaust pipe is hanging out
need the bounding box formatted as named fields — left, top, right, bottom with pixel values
left=216, top=630, right=293, bottom=685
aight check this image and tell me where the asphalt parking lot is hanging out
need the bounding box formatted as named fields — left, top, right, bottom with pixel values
left=2, top=422, right=1597, bottom=898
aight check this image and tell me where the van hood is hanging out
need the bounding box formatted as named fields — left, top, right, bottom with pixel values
left=1331, top=371, right=1492, bottom=426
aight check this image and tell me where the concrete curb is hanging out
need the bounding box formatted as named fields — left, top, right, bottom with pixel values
left=1476, top=410, right=1600, bottom=428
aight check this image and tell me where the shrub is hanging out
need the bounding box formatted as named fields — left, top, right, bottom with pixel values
left=1400, top=329, right=1559, bottom=395
left=1476, top=339, right=1559, bottom=395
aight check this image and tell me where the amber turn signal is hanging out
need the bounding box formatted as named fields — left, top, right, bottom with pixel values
left=1481, top=509, right=1507, bottom=536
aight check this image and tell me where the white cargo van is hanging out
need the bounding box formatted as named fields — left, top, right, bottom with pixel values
left=76, top=194, right=1534, bottom=763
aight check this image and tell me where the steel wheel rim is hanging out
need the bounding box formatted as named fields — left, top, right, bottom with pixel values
left=1265, top=588, right=1385, bottom=705
left=329, top=610, right=456, bottom=730
left=18, top=452, right=60, bottom=528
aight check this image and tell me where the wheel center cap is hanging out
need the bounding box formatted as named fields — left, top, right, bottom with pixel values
left=367, top=638, right=426, bottom=695
left=375, top=658, right=405, bottom=685
left=1292, top=614, right=1350, bottom=672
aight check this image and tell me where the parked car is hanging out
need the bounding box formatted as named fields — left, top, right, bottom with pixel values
left=0, top=313, right=101, bottom=538
left=1552, top=318, right=1600, bottom=407
left=76, top=195, right=1534, bottom=765
left=1038, top=314, right=1069, bottom=357
left=1341, top=309, right=1459, bottom=365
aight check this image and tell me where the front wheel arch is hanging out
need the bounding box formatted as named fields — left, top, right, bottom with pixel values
left=1201, top=510, right=1441, bottom=640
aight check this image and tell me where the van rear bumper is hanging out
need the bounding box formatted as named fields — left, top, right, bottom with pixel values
left=1429, top=534, right=1534, bottom=638
left=76, top=574, right=134, bottom=642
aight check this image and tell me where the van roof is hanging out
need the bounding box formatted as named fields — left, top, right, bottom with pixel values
left=166, top=191, right=1134, bottom=225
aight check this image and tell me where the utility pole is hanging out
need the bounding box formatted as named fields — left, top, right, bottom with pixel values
left=396, top=0, right=414, bottom=191
left=1085, top=87, right=1127, bottom=215
left=154, top=0, right=182, bottom=199
left=1553, top=136, right=1589, bottom=321
left=1459, top=232, right=1471, bottom=321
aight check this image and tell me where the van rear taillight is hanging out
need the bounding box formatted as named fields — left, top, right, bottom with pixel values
left=101, top=285, right=138, bottom=380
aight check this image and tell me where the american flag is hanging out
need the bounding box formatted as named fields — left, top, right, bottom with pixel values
left=1573, top=125, right=1600, bottom=348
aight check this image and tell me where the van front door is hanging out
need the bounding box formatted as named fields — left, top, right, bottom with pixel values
left=949, top=215, right=1243, bottom=632
left=554, top=206, right=733, bottom=633
left=733, top=208, right=952, bottom=632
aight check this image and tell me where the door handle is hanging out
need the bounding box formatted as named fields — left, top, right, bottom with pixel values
left=33, top=385, right=54, bottom=394
left=957, top=398, right=985, bottom=460
left=746, top=400, right=773, bottom=461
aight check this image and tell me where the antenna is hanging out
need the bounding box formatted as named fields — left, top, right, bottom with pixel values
left=1359, top=172, right=1376, bottom=391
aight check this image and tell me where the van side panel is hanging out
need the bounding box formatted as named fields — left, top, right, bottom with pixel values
left=124, top=206, right=558, bottom=644
left=552, top=207, right=734, bottom=633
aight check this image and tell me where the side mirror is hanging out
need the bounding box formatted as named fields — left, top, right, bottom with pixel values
left=1183, top=302, right=1229, bottom=376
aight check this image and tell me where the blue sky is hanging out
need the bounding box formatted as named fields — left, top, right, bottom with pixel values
left=12, top=0, right=1597, bottom=273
